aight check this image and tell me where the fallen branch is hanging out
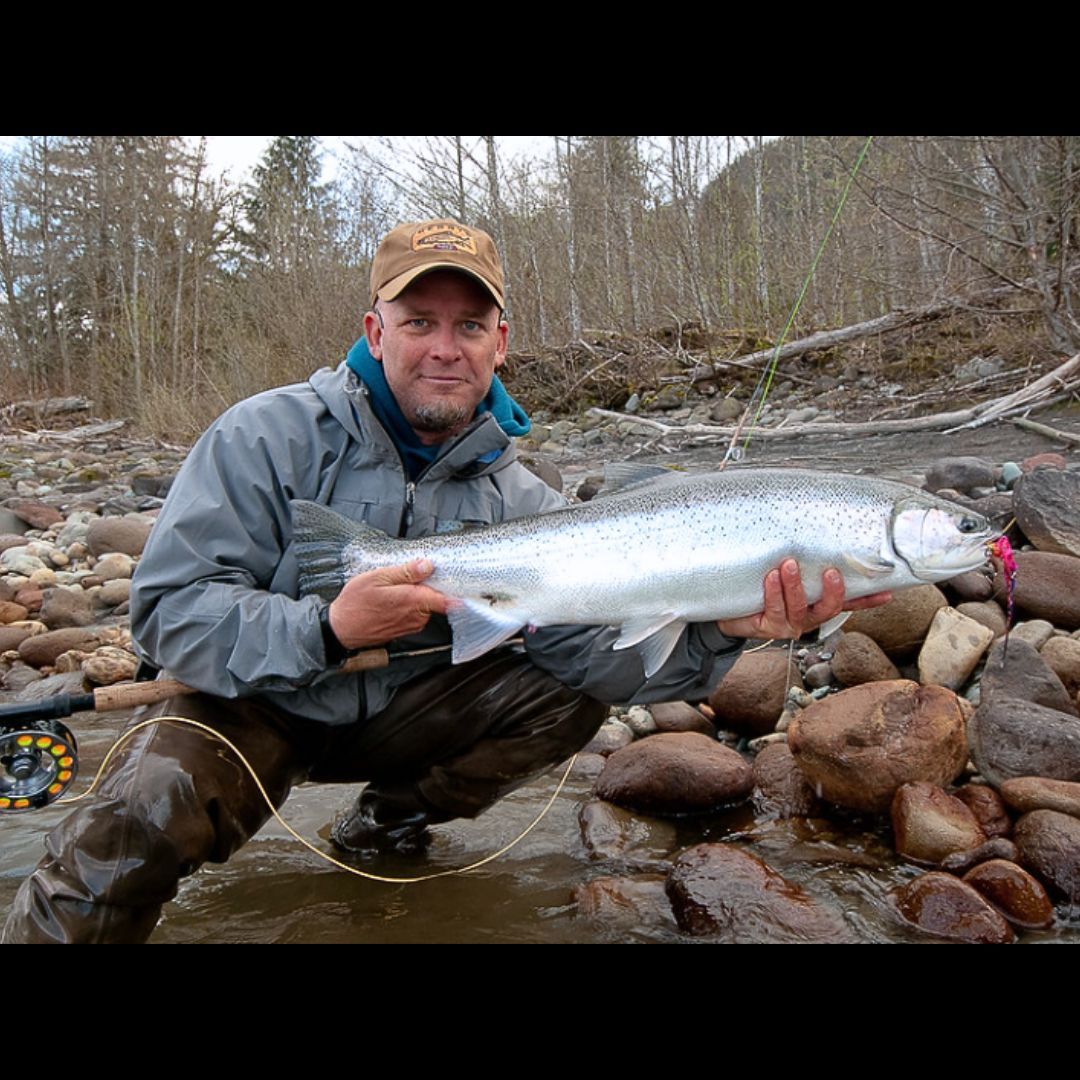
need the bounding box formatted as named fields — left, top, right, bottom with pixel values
left=1010, top=416, right=1080, bottom=446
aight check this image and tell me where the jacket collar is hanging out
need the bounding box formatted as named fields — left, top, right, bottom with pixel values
left=309, top=362, right=519, bottom=480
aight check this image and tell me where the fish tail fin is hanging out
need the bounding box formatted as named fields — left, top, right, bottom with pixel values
left=290, top=499, right=402, bottom=600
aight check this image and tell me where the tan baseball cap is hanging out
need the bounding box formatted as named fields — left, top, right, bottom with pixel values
left=369, top=219, right=505, bottom=310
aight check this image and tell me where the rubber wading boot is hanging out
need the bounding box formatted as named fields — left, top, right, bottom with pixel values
left=330, top=782, right=450, bottom=856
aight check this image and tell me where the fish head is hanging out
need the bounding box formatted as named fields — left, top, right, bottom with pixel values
left=890, top=495, right=996, bottom=581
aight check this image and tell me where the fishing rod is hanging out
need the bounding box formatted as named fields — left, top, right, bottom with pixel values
left=0, top=641, right=472, bottom=814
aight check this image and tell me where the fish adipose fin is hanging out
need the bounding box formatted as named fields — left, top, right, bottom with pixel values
left=613, top=614, right=687, bottom=678
left=447, top=600, right=525, bottom=664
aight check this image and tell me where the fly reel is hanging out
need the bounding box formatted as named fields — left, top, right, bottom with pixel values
left=0, top=721, right=78, bottom=812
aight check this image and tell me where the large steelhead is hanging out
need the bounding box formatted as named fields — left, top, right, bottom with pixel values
left=292, top=468, right=996, bottom=677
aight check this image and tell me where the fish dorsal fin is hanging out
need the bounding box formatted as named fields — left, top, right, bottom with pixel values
left=612, top=614, right=687, bottom=678
left=447, top=600, right=525, bottom=664
left=595, top=463, right=681, bottom=499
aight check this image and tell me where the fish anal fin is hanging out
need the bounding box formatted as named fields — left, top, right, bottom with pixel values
left=613, top=614, right=687, bottom=679
left=447, top=600, right=525, bottom=664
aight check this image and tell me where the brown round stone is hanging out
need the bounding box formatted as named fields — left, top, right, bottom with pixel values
left=752, top=741, right=821, bottom=818
left=893, top=872, right=1015, bottom=943
left=1000, top=776, right=1080, bottom=818
left=17, top=627, right=104, bottom=668
left=995, top=551, right=1080, bottom=631
left=962, top=859, right=1055, bottom=930
left=665, top=843, right=856, bottom=942
left=1014, top=810, right=1080, bottom=901
left=708, top=648, right=802, bottom=736
left=573, top=875, right=674, bottom=929
left=844, top=585, right=948, bottom=658
left=787, top=680, right=969, bottom=813
left=649, top=701, right=715, bottom=736
left=891, top=782, right=987, bottom=864
left=831, top=631, right=900, bottom=686
left=594, top=732, right=752, bottom=815
left=953, top=784, right=1012, bottom=839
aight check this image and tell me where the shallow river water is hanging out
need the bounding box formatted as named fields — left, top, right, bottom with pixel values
left=3, top=420, right=1079, bottom=943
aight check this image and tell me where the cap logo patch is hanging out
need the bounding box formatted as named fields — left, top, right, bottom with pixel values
left=412, top=222, right=477, bottom=256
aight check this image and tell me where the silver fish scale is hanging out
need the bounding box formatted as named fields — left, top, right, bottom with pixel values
left=338, top=468, right=978, bottom=625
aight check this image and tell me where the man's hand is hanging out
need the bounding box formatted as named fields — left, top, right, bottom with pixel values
left=328, top=560, right=451, bottom=651
left=716, top=559, right=892, bottom=641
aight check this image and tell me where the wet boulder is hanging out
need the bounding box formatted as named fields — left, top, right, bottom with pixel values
left=893, top=872, right=1015, bottom=943
left=844, top=585, right=948, bottom=658
left=665, top=843, right=856, bottom=942
left=831, top=631, right=900, bottom=686
left=962, top=859, right=1055, bottom=930
left=997, top=551, right=1080, bottom=631
left=968, top=697, right=1080, bottom=787
left=787, top=681, right=970, bottom=813
left=891, top=782, right=987, bottom=864
left=1013, top=810, right=1080, bottom=902
left=707, top=648, right=802, bottom=736
left=752, top=741, right=822, bottom=818
left=594, top=732, right=752, bottom=814
left=1000, top=777, right=1080, bottom=819
left=1013, top=468, right=1080, bottom=558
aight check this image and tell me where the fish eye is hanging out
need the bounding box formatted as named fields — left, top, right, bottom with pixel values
left=957, top=516, right=980, bottom=534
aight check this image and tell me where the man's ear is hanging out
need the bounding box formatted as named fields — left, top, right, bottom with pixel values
left=363, top=309, right=383, bottom=360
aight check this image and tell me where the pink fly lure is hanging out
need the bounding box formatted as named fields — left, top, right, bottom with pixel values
left=989, top=536, right=1018, bottom=661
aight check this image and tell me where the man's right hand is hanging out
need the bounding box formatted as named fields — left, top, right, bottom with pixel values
left=328, top=560, right=451, bottom=651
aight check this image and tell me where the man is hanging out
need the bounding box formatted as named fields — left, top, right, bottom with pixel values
left=3, top=219, right=881, bottom=943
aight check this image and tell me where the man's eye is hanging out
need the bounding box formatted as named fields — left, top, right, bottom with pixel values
left=409, top=318, right=428, bottom=329
left=462, top=321, right=481, bottom=332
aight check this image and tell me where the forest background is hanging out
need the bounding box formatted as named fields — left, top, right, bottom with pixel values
left=0, top=135, right=1076, bottom=439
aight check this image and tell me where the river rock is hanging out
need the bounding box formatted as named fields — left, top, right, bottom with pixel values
left=578, top=799, right=678, bottom=863
left=1000, top=777, right=1080, bottom=818
left=961, top=859, right=1055, bottom=929
left=788, top=681, right=969, bottom=812
left=93, top=552, right=134, bottom=581
left=82, top=645, right=137, bottom=685
left=665, top=843, right=856, bottom=942
left=956, top=601, right=1007, bottom=637
left=917, top=607, right=994, bottom=690
left=969, top=696, right=1080, bottom=787
left=844, top=585, right=948, bottom=658
left=0, top=600, right=28, bottom=625
left=584, top=719, right=634, bottom=756
left=710, top=397, right=743, bottom=423
left=1, top=548, right=47, bottom=577
left=893, top=872, right=1014, bottom=943
left=569, top=753, right=606, bottom=781
left=831, top=631, right=900, bottom=686
left=6, top=500, right=63, bottom=529
left=1013, top=468, right=1080, bottom=558
left=38, top=587, right=95, bottom=629
left=622, top=705, right=657, bottom=738
left=9, top=669, right=86, bottom=700
left=803, top=661, right=832, bottom=689
left=573, top=875, right=675, bottom=929
left=945, top=570, right=994, bottom=603
left=0, top=624, right=35, bottom=652
left=649, top=701, right=715, bottom=736
left=953, top=783, right=1012, bottom=838
left=924, top=457, right=996, bottom=495
left=1022, top=452, right=1068, bottom=473
left=979, top=637, right=1077, bottom=715
left=752, top=741, right=821, bottom=818
left=1039, top=636, right=1080, bottom=697
left=1013, top=810, right=1080, bottom=901
left=594, top=732, right=752, bottom=814
left=96, top=579, right=132, bottom=608
left=997, top=551, right=1080, bottom=631
left=940, top=838, right=1019, bottom=873
left=708, top=648, right=802, bottom=736
left=891, top=782, right=986, bottom=864
left=2, top=663, right=43, bottom=692
left=18, top=627, right=104, bottom=667
left=86, top=514, right=154, bottom=558
left=1010, top=620, right=1056, bottom=651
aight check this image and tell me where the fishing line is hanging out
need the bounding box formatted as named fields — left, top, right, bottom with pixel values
left=722, top=136, right=875, bottom=466
left=60, top=715, right=577, bottom=884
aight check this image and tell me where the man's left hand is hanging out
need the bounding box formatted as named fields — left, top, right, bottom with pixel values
left=716, top=559, right=892, bottom=640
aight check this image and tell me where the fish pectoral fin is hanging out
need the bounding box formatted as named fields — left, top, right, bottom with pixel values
left=817, top=611, right=852, bottom=639
left=447, top=600, right=525, bottom=664
left=614, top=615, right=687, bottom=679
left=842, top=552, right=895, bottom=578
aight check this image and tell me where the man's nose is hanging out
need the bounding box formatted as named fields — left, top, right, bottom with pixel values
left=427, top=324, right=462, bottom=361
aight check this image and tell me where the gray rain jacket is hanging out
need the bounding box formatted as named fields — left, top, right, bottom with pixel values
left=130, top=362, right=744, bottom=724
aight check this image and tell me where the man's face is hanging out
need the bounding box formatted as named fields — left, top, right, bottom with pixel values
left=364, top=270, right=508, bottom=445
